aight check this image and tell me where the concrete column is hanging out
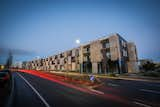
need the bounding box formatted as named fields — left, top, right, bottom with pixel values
left=80, top=63, right=83, bottom=73
left=98, top=63, right=102, bottom=74
left=79, top=46, right=84, bottom=73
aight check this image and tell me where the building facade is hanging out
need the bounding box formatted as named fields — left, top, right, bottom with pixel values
left=22, top=33, right=139, bottom=74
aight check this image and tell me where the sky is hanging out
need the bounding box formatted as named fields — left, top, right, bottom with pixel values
left=0, top=0, right=160, bottom=64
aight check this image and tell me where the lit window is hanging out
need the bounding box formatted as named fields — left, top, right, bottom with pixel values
left=106, top=52, right=111, bottom=58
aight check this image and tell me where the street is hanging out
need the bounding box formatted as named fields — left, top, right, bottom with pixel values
left=97, top=78, right=160, bottom=107
left=11, top=71, right=160, bottom=107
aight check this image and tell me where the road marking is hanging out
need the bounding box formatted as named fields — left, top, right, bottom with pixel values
left=133, top=101, right=151, bottom=107
left=17, top=73, right=51, bottom=107
left=146, top=84, right=160, bottom=88
left=140, top=89, right=160, bottom=94
left=133, top=99, right=153, bottom=107
left=90, top=89, right=104, bottom=95
left=108, top=83, right=119, bottom=87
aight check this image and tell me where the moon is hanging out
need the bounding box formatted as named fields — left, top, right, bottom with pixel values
left=75, top=39, right=80, bottom=44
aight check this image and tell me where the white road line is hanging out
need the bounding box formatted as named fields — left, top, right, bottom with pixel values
left=140, top=89, right=160, bottom=94
left=133, top=101, right=151, bottom=107
left=90, top=89, right=104, bottom=95
left=17, top=73, right=51, bottom=107
left=108, top=83, right=119, bottom=87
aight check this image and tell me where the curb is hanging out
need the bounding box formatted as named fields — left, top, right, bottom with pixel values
left=5, top=74, right=15, bottom=107
left=116, top=77, right=160, bottom=83
left=95, top=75, right=160, bottom=83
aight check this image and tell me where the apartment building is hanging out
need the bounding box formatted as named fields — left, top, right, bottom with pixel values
left=22, top=33, right=139, bottom=74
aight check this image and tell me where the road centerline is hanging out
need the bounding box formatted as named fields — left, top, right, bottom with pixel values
left=133, top=101, right=151, bottom=107
left=140, top=89, right=160, bottom=94
left=17, top=72, right=51, bottom=107
left=107, top=83, right=119, bottom=87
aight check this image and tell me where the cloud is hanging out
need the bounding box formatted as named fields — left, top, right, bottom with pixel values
left=0, top=47, right=36, bottom=56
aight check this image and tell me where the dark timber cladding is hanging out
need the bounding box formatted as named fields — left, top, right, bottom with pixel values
left=22, top=33, right=139, bottom=74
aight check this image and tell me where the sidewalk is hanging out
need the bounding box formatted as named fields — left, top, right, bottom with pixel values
left=49, top=71, right=160, bottom=83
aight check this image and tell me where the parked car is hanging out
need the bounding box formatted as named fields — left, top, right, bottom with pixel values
left=0, top=70, right=11, bottom=88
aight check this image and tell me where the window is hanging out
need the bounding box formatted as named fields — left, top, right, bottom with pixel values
left=123, top=42, right=126, bottom=47
left=75, top=50, right=79, bottom=56
left=60, top=54, right=64, bottom=58
left=122, top=50, right=128, bottom=57
left=125, top=51, right=127, bottom=56
left=87, top=48, right=90, bottom=52
left=105, top=43, right=110, bottom=48
left=52, top=61, right=55, bottom=65
left=57, top=60, right=60, bottom=64
left=55, top=55, right=57, bottom=59
left=71, top=57, right=76, bottom=62
left=106, top=52, right=111, bottom=58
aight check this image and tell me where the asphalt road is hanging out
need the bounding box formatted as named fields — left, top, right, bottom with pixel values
left=97, top=78, right=160, bottom=107
left=11, top=71, right=160, bottom=107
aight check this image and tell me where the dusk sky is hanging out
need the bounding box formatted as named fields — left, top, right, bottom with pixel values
left=0, top=0, right=160, bottom=64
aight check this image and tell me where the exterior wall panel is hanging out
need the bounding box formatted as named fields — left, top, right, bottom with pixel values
left=90, top=40, right=103, bottom=62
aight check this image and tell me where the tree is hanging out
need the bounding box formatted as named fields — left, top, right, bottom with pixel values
left=142, top=61, right=155, bottom=71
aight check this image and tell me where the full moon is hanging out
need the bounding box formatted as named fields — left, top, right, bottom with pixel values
left=75, top=39, right=80, bottom=44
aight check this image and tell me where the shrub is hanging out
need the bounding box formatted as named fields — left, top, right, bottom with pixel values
left=142, top=61, right=156, bottom=71
left=108, top=73, right=116, bottom=77
left=142, top=71, right=160, bottom=77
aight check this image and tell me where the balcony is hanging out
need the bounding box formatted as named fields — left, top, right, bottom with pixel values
left=83, top=56, right=91, bottom=62
left=83, top=48, right=90, bottom=56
